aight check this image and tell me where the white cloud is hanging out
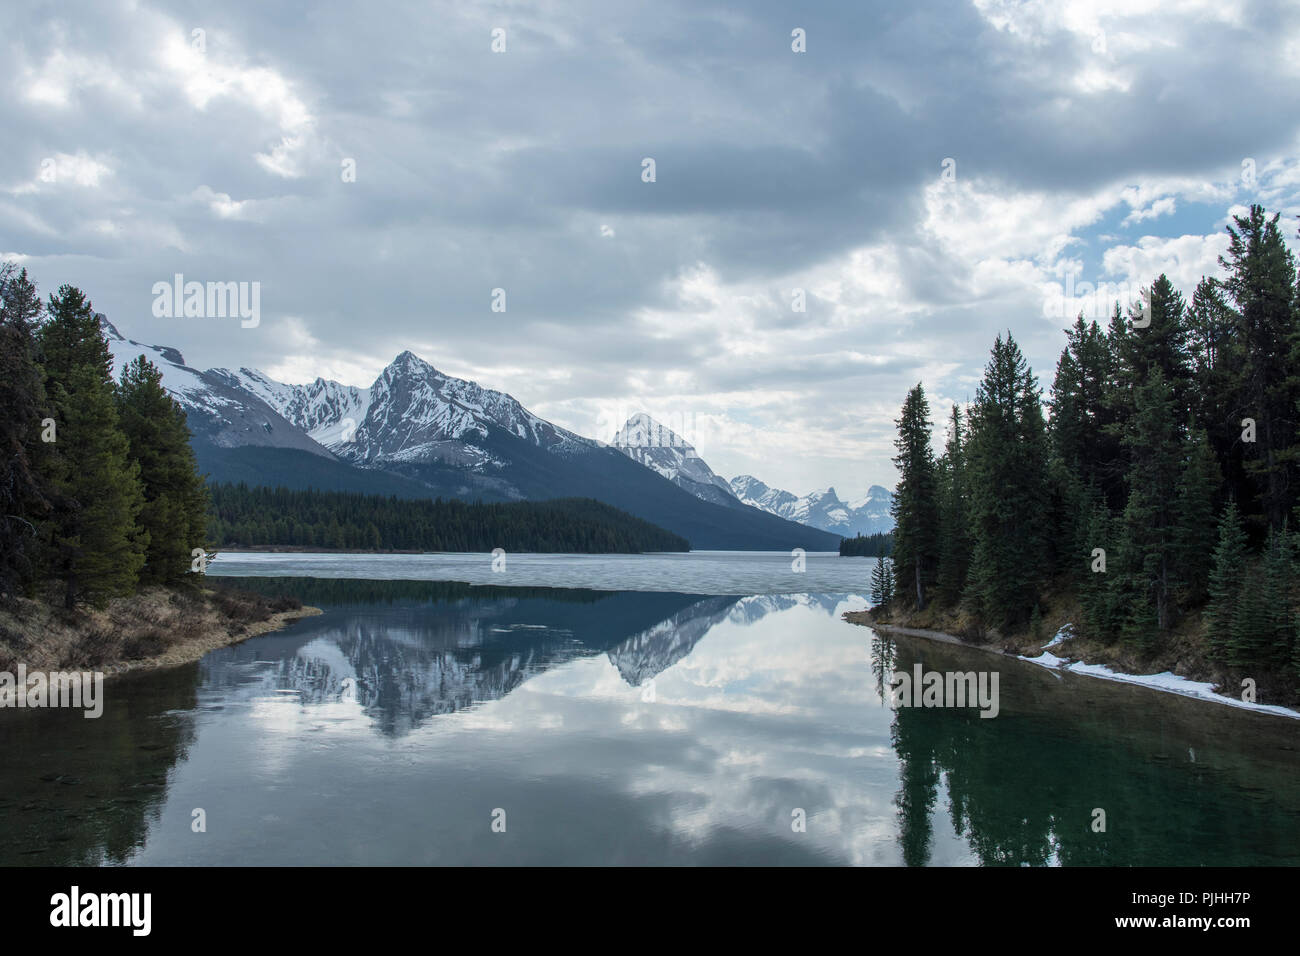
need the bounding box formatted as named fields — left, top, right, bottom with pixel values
left=1100, top=232, right=1230, bottom=288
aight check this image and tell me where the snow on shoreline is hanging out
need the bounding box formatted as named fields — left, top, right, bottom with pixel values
left=1019, top=625, right=1300, bottom=720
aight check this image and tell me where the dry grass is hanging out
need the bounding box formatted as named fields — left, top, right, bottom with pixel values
left=0, top=584, right=315, bottom=678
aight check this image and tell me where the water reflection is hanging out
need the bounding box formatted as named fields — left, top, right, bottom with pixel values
left=0, top=580, right=1297, bottom=867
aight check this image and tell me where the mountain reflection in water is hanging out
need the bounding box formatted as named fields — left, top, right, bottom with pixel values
left=1, top=578, right=1297, bottom=867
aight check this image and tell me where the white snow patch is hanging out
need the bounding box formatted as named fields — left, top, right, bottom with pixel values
left=1018, top=627, right=1299, bottom=720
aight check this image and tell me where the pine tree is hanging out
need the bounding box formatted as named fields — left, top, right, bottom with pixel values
left=1185, top=277, right=1240, bottom=443
left=1113, top=274, right=1192, bottom=404
left=935, top=404, right=970, bottom=605
left=116, top=355, right=209, bottom=585
left=1078, top=487, right=1117, bottom=640
left=1230, top=529, right=1292, bottom=674
left=36, top=286, right=146, bottom=607
left=1219, top=205, right=1298, bottom=534
left=1172, top=427, right=1221, bottom=605
left=1117, top=369, right=1183, bottom=645
left=1205, top=501, right=1248, bottom=663
left=964, top=333, right=1051, bottom=631
left=890, top=384, right=940, bottom=610
left=1050, top=315, right=1122, bottom=504
left=0, top=264, right=51, bottom=598
left=871, top=546, right=888, bottom=608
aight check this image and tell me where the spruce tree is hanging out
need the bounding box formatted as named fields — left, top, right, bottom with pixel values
left=1230, top=530, right=1291, bottom=674
left=36, top=286, right=146, bottom=607
left=1117, top=369, right=1183, bottom=644
left=116, top=355, right=209, bottom=585
left=1219, top=205, right=1298, bottom=534
left=871, top=546, right=888, bottom=608
left=890, top=384, right=940, bottom=610
left=1172, top=427, right=1221, bottom=605
left=935, top=404, right=970, bottom=605
left=0, top=264, right=50, bottom=598
left=1185, top=276, right=1241, bottom=458
left=1078, top=487, right=1117, bottom=640
left=1205, top=501, right=1248, bottom=663
left=964, top=333, right=1051, bottom=632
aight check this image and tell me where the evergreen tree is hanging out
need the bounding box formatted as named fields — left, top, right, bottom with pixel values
left=870, top=547, right=889, bottom=609
left=964, top=333, right=1051, bottom=632
left=1230, top=529, right=1292, bottom=674
left=935, top=404, right=970, bottom=605
left=0, top=264, right=50, bottom=598
left=116, top=355, right=209, bottom=585
left=1205, top=501, right=1248, bottom=663
left=35, top=286, right=146, bottom=607
left=1117, top=369, right=1183, bottom=645
left=1185, top=277, right=1240, bottom=440
left=1113, top=274, right=1192, bottom=407
left=1078, top=486, right=1117, bottom=640
left=890, top=384, right=940, bottom=610
left=1219, top=205, right=1299, bottom=534
left=1172, top=427, right=1221, bottom=605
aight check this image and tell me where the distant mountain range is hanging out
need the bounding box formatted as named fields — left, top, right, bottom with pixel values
left=102, top=318, right=853, bottom=551
left=606, top=413, right=895, bottom=536
left=730, top=476, right=894, bottom=537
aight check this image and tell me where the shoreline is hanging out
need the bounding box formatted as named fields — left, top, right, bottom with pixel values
left=98, top=604, right=323, bottom=680
left=844, top=610, right=1300, bottom=721
left=0, top=586, right=323, bottom=684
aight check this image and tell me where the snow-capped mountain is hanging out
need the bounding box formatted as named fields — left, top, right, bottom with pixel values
left=98, top=316, right=842, bottom=551
left=341, top=351, right=592, bottom=468
left=729, top=476, right=894, bottom=535
left=611, top=413, right=738, bottom=507
left=102, top=318, right=334, bottom=458
left=210, top=367, right=370, bottom=450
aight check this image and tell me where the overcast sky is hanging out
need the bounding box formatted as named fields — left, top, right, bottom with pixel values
left=5, top=0, right=1300, bottom=501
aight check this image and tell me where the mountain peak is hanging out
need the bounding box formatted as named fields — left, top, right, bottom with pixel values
left=389, top=349, right=436, bottom=373
left=97, top=314, right=124, bottom=341
left=613, top=413, right=693, bottom=451
left=733, top=475, right=894, bottom=536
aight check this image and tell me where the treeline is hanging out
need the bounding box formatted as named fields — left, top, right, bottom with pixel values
left=839, top=531, right=893, bottom=556
left=885, top=205, right=1300, bottom=697
left=0, top=265, right=208, bottom=607
left=207, top=483, right=690, bottom=553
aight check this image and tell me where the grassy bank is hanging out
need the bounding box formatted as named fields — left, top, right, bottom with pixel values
left=0, top=585, right=321, bottom=679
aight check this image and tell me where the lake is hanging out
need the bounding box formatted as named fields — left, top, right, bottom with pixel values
left=2, top=553, right=1298, bottom=866
left=203, top=549, right=874, bottom=594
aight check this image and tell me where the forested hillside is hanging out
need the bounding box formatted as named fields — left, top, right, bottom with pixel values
left=839, top=532, right=893, bottom=557
left=882, top=205, right=1300, bottom=701
left=206, top=484, right=690, bottom=553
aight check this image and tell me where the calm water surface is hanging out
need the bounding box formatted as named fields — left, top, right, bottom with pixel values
left=206, top=549, right=871, bottom=594
left=2, top=555, right=1298, bottom=866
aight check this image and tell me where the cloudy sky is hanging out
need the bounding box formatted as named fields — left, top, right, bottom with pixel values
left=5, top=0, right=1300, bottom=501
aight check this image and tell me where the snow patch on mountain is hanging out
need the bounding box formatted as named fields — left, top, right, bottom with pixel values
left=100, top=317, right=335, bottom=457
left=611, top=413, right=738, bottom=506
left=730, top=475, right=894, bottom=535
left=211, top=367, right=371, bottom=450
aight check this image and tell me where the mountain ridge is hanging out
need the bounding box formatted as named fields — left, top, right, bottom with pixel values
left=100, top=317, right=842, bottom=551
